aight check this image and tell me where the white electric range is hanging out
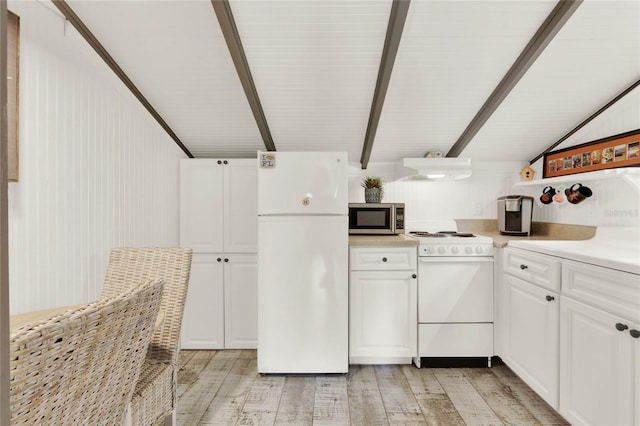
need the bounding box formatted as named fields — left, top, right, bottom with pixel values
left=407, top=224, right=495, bottom=368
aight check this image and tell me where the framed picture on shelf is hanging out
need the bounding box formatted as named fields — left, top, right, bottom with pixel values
left=543, top=129, right=640, bottom=178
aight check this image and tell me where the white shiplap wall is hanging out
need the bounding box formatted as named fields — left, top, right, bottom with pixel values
left=7, top=1, right=186, bottom=314
left=349, top=161, right=525, bottom=226
left=525, top=86, right=640, bottom=227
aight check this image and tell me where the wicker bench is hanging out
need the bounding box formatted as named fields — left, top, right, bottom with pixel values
left=102, top=247, right=193, bottom=426
left=9, top=278, right=165, bottom=425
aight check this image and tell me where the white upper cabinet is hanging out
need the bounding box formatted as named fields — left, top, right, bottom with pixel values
left=180, top=159, right=257, bottom=253
left=224, top=161, right=258, bottom=253
left=180, top=159, right=224, bottom=253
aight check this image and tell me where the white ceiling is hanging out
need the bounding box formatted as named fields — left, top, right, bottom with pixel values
left=65, top=0, right=640, bottom=166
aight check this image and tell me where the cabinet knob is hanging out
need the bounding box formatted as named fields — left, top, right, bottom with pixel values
left=223, top=160, right=228, bottom=165
left=217, top=160, right=222, bottom=165
left=382, top=257, right=387, bottom=262
left=520, top=264, right=528, bottom=270
left=545, top=295, right=555, bottom=302
left=412, top=274, right=417, bottom=279
left=615, top=323, right=629, bottom=332
left=224, top=258, right=229, bottom=263
left=630, top=329, right=640, bottom=338
left=217, top=257, right=222, bottom=262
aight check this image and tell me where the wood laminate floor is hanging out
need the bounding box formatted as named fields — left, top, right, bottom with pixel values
left=176, top=350, right=568, bottom=426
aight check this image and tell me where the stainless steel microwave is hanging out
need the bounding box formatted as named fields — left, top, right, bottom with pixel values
left=348, top=203, right=405, bottom=235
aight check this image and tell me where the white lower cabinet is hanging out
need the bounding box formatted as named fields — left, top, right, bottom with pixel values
left=504, top=273, right=559, bottom=408
left=224, top=254, right=258, bottom=349
left=181, top=253, right=257, bottom=349
left=500, top=247, right=640, bottom=425
left=559, top=296, right=636, bottom=426
left=349, top=247, right=417, bottom=364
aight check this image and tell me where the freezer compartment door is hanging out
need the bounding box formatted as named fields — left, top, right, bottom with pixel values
left=257, top=151, right=348, bottom=216
left=257, top=216, right=348, bottom=373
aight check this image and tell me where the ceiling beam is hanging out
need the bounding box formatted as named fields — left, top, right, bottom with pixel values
left=446, top=0, right=582, bottom=158
left=51, top=1, right=194, bottom=158
left=529, top=78, right=640, bottom=164
left=211, top=0, right=276, bottom=152
left=360, top=0, right=411, bottom=169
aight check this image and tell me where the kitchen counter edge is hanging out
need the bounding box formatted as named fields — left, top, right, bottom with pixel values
left=349, top=234, right=419, bottom=247
left=455, top=219, right=597, bottom=248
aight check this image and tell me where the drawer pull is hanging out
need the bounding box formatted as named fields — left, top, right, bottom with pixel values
left=382, top=257, right=387, bottom=262
left=545, top=295, right=555, bottom=302
left=224, top=258, right=229, bottom=263
left=217, top=257, right=222, bottom=262
left=630, top=329, right=640, bottom=338
left=520, top=264, right=528, bottom=270
left=412, top=274, right=417, bottom=279
left=615, top=323, right=629, bottom=332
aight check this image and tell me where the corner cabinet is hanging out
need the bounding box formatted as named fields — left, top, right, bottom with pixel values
left=349, top=246, right=417, bottom=364
left=559, top=260, right=639, bottom=426
left=499, top=245, right=640, bottom=425
left=179, top=159, right=258, bottom=349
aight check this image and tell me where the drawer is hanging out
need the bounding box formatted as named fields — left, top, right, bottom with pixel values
left=562, top=259, right=640, bottom=322
left=350, top=247, right=417, bottom=271
left=504, top=247, right=561, bottom=292
left=418, top=323, right=493, bottom=357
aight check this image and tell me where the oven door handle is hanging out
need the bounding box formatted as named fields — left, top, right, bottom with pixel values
left=419, top=257, right=494, bottom=263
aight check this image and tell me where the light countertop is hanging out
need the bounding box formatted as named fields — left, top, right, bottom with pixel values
left=507, top=227, right=640, bottom=275
left=349, top=234, right=419, bottom=247
left=455, top=219, right=597, bottom=248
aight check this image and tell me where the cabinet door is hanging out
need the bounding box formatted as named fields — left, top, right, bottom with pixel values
left=180, top=160, right=224, bottom=252
left=350, top=247, right=416, bottom=271
left=180, top=254, right=224, bottom=349
left=560, top=296, right=634, bottom=426
left=224, top=254, right=258, bottom=349
left=224, top=160, right=258, bottom=253
left=635, top=322, right=640, bottom=426
left=504, top=274, right=559, bottom=408
left=503, top=247, right=561, bottom=292
left=349, top=270, right=417, bottom=359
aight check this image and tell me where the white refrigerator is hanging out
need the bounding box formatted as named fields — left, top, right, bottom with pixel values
left=257, top=151, right=349, bottom=373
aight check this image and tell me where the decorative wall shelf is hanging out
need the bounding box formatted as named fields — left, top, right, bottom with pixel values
left=515, top=167, right=640, bottom=187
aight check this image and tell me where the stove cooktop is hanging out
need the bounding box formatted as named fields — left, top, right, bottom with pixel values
left=409, top=231, right=494, bottom=256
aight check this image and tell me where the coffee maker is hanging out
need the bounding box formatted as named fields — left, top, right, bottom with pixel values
left=497, top=195, right=533, bottom=236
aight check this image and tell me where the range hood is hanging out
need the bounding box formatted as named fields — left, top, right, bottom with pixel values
left=395, top=157, right=472, bottom=181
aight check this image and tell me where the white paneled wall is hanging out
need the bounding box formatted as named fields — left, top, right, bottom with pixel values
left=7, top=1, right=186, bottom=314
left=349, top=161, right=525, bottom=226
left=352, top=87, right=639, bottom=229
left=528, top=86, right=640, bottom=227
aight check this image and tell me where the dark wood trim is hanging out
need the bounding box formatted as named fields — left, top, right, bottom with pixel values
left=51, top=1, right=194, bottom=158
left=446, top=0, right=582, bottom=158
left=211, top=0, right=276, bottom=152
left=530, top=79, right=640, bottom=164
left=0, top=2, right=11, bottom=423
left=360, top=0, right=411, bottom=169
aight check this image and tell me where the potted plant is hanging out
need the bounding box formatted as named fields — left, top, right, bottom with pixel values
left=361, top=176, right=383, bottom=203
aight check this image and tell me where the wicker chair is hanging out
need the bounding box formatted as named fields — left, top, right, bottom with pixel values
left=101, top=247, right=193, bottom=426
left=9, top=278, right=164, bottom=425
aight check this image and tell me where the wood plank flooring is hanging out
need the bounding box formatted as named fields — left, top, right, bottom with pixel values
left=176, top=350, right=567, bottom=426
